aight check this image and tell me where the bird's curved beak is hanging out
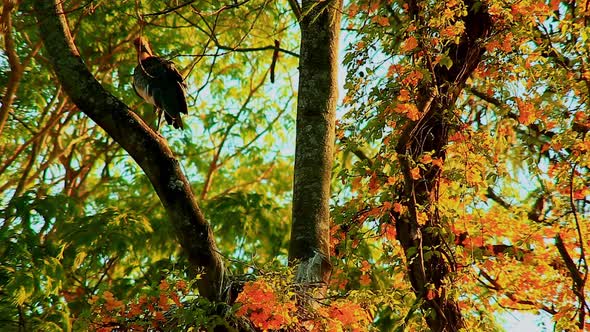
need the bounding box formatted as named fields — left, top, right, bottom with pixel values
left=133, top=37, right=153, bottom=59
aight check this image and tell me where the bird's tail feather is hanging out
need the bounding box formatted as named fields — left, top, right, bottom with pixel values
left=164, top=111, right=184, bottom=130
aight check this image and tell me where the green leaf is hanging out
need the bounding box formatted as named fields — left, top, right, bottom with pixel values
left=439, top=55, right=453, bottom=70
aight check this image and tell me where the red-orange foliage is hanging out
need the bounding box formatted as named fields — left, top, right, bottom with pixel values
left=236, top=278, right=372, bottom=331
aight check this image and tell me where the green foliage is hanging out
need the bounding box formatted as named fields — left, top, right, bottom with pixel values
left=3, top=0, right=590, bottom=330
left=1, top=0, right=299, bottom=329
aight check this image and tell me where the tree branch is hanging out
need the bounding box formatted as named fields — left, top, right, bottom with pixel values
left=216, top=44, right=299, bottom=58
left=144, top=0, right=250, bottom=17
left=32, top=0, right=228, bottom=302
left=479, top=269, right=557, bottom=315
left=288, top=0, right=302, bottom=20
left=0, top=4, right=43, bottom=137
left=200, top=71, right=267, bottom=200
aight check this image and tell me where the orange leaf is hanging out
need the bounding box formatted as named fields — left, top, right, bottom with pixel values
left=360, top=260, right=371, bottom=273
left=170, top=292, right=181, bottom=306
left=88, top=295, right=99, bottom=305
left=159, top=280, right=169, bottom=291
left=368, top=172, right=380, bottom=193
left=328, top=300, right=371, bottom=328
left=410, top=167, right=421, bottom=180
left=426, top=289, right=436, bottom=300
left=381, top=223, right=397, bottom=242
left=420, top=154, right=432, bottom=164
left=417, top=211, right=428, bottom=225
left=129, top=303, right=143, bottom=316
left=396, top=103, right=421, bottom=120
left=516, top=98, right=536, bottom=125
left=359, top=273, right=372, bottom=286
left=387, top=64, right=402, bottom=77
left=398, top=89, right=410, bottom=102
left=154, top=311, right=165, bottom=321
left=158, top=293, right=170, bottom=311
left=175, top=280, right=187, bottom=292
left=105, top=298, right=124, bottom=311
left=351, top=177, right=363, bottom=192
left=448, top=131, right=465, bottom=142
left=371, top=15, right=390, bottom=26
left=401, top=36, right=418, bottom=52
left=432, top=158, right=444, bottom=168
left=401, top=70, right=423, bottom=86
left=348, top=4, right=359, bottom=16
left=103, top=291, right=114, bottom=300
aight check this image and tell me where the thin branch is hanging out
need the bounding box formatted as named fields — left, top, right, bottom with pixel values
left=485, top=187, right=511, bottom=209
left=91, top=256, right=119, bottom=294
left=0, top=89, right=66, bottom=176
left=567, top=161, right=588, bottom=328
left=143, top=0, right=199, bottom=16
left=554, top=234, right=584, bottom=290
left=468, top=87, right=502, bottom=107
left=209, top=162, right=276, bottom=201
left=219, top=95, right=293, bottom=168
left=479, top=269, right=557, bottom=315
left=144, top=0, right=250, bottom=17
left=216, top=44, right=299, bottom=58
left=200, top=71, right=268, bottom=200
left=287, top=0, right=302, bottom=20
left=339, top=136, right=374, bottom=167
left=569, top=162, right=586, bottom=270
left=10, top=142, right=41, bottom=201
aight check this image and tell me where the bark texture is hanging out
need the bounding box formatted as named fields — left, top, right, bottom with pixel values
left=32, top=0, right=227, bottom=302
left=288, top=0, right=342, bottom=285
left=393, top=2, right=492, bottom=331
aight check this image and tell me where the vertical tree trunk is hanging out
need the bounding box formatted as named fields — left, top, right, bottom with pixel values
left=393, top=2, right=492, bottom=331
left=288, top=0, right=342, bottom=285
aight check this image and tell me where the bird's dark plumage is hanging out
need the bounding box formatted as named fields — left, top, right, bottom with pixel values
left=132, top=37, right=188, bottom=130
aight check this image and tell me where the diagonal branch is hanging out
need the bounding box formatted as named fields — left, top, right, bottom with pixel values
left=479, top=269, right=557, bottom=315
left=32, top=0, right=228, bottom=302
left=288, top=0, right=302, bottom=20
left=0, top=5, right=43, bottom=138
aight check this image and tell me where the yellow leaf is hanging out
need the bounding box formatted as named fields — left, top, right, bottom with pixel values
left=417, top=211, right=428, bottom=225
left=74, top=251, right=87, bottom=269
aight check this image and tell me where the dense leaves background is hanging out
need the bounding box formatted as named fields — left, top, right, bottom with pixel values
left=1, top=0, right=589, bottom=331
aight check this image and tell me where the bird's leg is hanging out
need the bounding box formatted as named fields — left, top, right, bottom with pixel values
left=156, top=107, right=163, bottom=131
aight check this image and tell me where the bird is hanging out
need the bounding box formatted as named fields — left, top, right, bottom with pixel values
left=132, top=36, right=188, bottom=130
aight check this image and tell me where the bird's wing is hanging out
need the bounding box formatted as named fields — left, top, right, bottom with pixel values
left=159, top=59, right=188, bottom=115
left=133, top=56, right=188, bottom=129
left=162, top=59, right=186, bottom=88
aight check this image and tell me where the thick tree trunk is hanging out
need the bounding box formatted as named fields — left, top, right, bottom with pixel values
left=32, top=0, right=228, bottom=302
left=393, top=2, right=492, bottom=331
left=288, top=0, right=342, bottom=285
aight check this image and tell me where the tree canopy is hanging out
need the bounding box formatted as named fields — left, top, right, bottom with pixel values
left=1, top=0, right=589, bottom=331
